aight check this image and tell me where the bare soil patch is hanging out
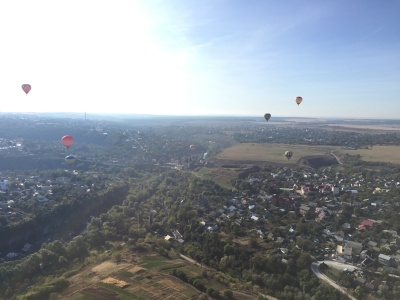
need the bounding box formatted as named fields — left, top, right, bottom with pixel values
left=101, top=277, right=129, bottom=288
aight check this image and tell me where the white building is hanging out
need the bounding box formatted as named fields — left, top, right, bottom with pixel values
left=0, top=179, right=9, bottom=190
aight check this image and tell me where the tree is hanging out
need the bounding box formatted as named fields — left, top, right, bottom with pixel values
left=354, top=286, right=364, bottom=299
left=296, top=253, right=312, bottom=271
left=223, top=289, right=234, bottom=299
left=249, top=237, right=258, bottom=248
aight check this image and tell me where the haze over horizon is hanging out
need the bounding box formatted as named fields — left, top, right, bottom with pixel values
left=0, top=0, right=399, bottom=118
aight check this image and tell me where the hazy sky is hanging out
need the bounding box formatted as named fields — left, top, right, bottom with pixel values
left=0, top=0, right=399, bottom=118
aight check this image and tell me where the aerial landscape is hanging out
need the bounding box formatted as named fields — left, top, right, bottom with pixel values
left=1, top=114, right=400, bottom=300
left=1, top=0, right=400, bottom=299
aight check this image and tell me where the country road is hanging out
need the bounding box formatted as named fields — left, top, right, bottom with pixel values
left=331, top=150, right=343, bottom=165
left=311, top=262, right=357, bottom=300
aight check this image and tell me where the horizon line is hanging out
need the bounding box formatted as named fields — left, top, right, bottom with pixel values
left=1, top=111, right=400, bottom=120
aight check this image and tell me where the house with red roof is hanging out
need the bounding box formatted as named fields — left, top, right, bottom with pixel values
left=358, top=219, right=376, bottom=231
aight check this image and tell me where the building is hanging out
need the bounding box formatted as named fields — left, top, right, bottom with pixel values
left=0, top=179, right=9, bottom=190
left=300, top=205, right=311, bottom=216
left=378, top=254, right=393, bottom=267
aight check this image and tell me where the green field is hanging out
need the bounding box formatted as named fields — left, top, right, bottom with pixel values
left=215, top=143, right=337, bottom=164
left=214, top=143, right=400, bottom=165
left=339, top=145, right=400, bottom=164
left=195, top=166, right=246, bottom=188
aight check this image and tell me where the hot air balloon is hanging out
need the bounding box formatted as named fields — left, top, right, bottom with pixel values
left=65, top=155, right=76, bottom=165
left=189, top=144, right=196, bottom=151
left=22, top=84, right=31, bottom=95
left=295, top=96, right=303, bottom=106
left=61, top=135, right=74, bottom=149
left=285, top=151, right=293, bottom=160
left=264, top=113, right=271, bottom=122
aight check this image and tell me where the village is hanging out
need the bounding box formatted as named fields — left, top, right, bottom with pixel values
left=0, top=169, right=111, bottom=262
left=161, top=165, right=400, bottom=296
left=2, top=155, right=400, bottom=296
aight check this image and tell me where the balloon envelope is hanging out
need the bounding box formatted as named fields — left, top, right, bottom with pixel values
left=264, top=113, right=271, bottom=122
left=65, top=155, right=76, bottom=165
left=22, top=84, right=31, bottom=95
left=189, top=144, right=196, bottom=151
left=61, top=135, right=74, bottom=148
left=295, top=96, right=303, bottom=106
left=285, top=151, right=293, bottom=160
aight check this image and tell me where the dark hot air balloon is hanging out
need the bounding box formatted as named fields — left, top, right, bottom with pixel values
left=285, top=151, right=293, bottom=160
left=264, top=113, right=271, bottom=122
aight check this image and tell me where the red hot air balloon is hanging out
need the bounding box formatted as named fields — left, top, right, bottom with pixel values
left=22, top=84, right=31, bottom=95
left=61, top=135, right=74, bottom=149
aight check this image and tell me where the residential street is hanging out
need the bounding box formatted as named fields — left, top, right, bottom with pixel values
left=311, top=262, right=357, bottom=300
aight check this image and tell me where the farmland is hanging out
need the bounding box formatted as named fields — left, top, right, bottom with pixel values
left=213, top=143, right=400, bottom=165
left=56, top=253, right=257, bottom=300
left=214, top=143, right=338, bottom=164
left=338, top=145, right=400, bottom=164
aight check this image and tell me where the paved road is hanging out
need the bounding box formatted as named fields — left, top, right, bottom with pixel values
left=311, top=262, right=357, bottom=300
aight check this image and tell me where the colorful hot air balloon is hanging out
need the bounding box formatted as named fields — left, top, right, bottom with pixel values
left=264, top=113, right=271, bottom=122
left=65, top=155, right=76, bottom=165
left=189, top=144, right=196, bottom=151
left=285, top=151, right=293, bottom=160
left=61, top=135, right=74, bottom=149
left=22, top=84, right=31, bottom=95
left=295, top=96, right=303, bottom=106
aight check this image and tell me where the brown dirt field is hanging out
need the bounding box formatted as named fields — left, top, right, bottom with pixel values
left=92, top=261, right=131, bottom=278
left=59, top=258, right=205, bottom=300
left=130, top=266, right=145, bottom=274
left=57, top=252, right=261, bottom=300
left=101, top=277, right=129, bottom=288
